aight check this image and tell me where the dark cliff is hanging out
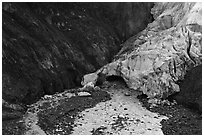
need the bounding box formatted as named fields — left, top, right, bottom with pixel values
left=2, top=2, right=154, bottom=104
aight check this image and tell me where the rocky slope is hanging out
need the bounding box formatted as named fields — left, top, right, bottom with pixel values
left=82, top=2, right=202, bottom=109
left=2, top=2, right=154, bottom=105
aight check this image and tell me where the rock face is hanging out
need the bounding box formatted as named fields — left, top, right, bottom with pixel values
left=82, top=2, right=202, bottom=100
left=2, top=99, right=26, bottom=121
left=173, top=65, right=202, bottom=112
left=98, top=2, right=154, bottom=40
left=2, top=2, right=154, bottom=104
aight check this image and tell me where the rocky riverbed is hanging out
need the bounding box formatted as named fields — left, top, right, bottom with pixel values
left=2, top=80, right=202, bottom=135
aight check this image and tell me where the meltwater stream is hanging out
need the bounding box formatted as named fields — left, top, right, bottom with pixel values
left=23, top=81, right=168, bottom=135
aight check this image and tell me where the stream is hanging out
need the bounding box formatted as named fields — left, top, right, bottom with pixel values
left=23, top=81, right=168, bottom=135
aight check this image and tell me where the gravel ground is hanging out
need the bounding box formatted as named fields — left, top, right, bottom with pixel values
left=24, top=87, right=111, bottom=135
left=2, top=80, right=202, bottom=135
left=71, top=81, right=167, bottom=135
left=138, top=94, right=202, bottom=135
left=21, top=81, right=167, bottom=135
left=2, top=118, right=26, bottom=135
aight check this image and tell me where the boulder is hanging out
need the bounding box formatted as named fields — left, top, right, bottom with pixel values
left=80, top=82, right=95, bottom=92
left=78, top=92, right=92, bottom=97
left=81, top=73, right=98, bottom=86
